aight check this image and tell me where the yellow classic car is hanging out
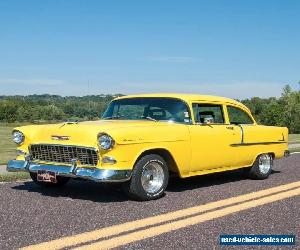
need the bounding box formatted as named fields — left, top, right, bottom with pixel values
left=7, top=94, right=289, bottom=200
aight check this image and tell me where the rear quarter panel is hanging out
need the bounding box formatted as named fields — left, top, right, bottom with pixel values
left=238, top=125, right=288, bottom=166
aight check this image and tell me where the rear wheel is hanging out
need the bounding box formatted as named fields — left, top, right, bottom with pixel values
left=123, top=154, right=169, bottom=201
left=247, top=154, right=273, bottom=179
left=30, top=172, right=70, bottom=187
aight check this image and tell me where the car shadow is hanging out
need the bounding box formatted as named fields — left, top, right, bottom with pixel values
left=12, top=179, right=129, bottom=203
left=167, top=169, right=281, bottom=192
left=11, top=169, right=281, bottom=202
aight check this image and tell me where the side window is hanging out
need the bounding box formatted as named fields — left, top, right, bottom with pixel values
left=227, top=106, right=253, bottom=125
left=192, top=103, right=225, bottom=124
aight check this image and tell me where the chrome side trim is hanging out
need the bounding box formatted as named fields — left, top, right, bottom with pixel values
left=231, top=141, right=287, bottom=147
left=239, top=124, right=244, bottom=144
left=7, top=160, right=131, bottom=182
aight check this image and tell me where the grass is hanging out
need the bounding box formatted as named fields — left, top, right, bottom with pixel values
left=0, top=172, right=30, bottom=182
left=289, top=134, right=300, bottom=144
left=0, top=124, right=19, bottom=165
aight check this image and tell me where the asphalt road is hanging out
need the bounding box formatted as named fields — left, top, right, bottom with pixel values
left=0, top=155, right=299, bottom=250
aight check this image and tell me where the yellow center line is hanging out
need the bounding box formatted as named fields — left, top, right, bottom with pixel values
left=21, top=181, right=300, bottom=250
left=74, top=187, right=300, bottom=250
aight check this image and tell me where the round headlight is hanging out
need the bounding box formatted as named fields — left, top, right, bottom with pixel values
left=98, top=134, right=114, bottom=150
left=12, top=130, right=24, bottom=145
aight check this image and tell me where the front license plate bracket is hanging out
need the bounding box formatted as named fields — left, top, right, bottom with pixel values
left=37, top=170, right=57, bottom=183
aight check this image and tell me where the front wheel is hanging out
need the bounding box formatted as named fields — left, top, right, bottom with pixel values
left=247, top=153, right=273, bottom=180
left=123, top=154, right=169, bottom=201
left=30, top=172, right=70, bottom=187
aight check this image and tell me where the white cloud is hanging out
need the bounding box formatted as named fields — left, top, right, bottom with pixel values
left=0, top=77, right=285, bottom=99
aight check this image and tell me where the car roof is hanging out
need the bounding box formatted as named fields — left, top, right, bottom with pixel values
left=115, top=93, right=249, bottom=111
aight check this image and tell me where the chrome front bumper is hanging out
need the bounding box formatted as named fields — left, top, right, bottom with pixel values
left=7, top=160, right=132, bottom=182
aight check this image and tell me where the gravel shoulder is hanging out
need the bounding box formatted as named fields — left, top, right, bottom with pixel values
left=0, top=165, right=7, bottom=174
left=289, top=143, right=300, bottom=149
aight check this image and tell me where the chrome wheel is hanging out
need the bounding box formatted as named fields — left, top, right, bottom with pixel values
left=141, top=161, right=165, bottom=194
left=258, top=154, right=272, bottom=174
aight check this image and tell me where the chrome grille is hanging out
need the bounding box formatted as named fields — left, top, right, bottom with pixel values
left=30, top=144, right=98, bottom=166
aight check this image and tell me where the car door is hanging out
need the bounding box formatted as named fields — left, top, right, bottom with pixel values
left=226, top=105, right=259, bottom=167
left=188, top=103, right=241, bottom=172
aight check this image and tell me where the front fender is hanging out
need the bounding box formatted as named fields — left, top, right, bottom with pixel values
left=101, top=123, right=191, bottom=176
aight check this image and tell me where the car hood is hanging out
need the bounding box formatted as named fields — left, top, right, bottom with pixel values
left=15, top=120, right=189, bottom=147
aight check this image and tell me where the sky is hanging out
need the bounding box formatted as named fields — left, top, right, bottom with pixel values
left=0, top=0, right=299, bottom=99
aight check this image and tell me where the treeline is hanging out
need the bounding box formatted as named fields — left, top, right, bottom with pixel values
left=0, top=94, right=119, bottom=122
left=0, top=85, right=299, bottom=133
left=241, top=85, right=300, bottom=133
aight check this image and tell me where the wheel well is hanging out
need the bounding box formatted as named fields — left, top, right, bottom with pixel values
left=135, top=148, right=179, bottom=174
left=253, top=152, right=275, bottom=165
left=269, top=152, right=275, bottom=159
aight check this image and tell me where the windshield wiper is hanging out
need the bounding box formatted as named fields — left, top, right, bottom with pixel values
left=103, top=115, right=120, bottom=120
left=141, top=116, right=158, bottom=122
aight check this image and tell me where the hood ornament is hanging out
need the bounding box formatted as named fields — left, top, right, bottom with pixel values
left=59, top=120, right=79, bottom=128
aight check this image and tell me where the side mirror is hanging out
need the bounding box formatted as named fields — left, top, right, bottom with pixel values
left=198, top=115, right=215, bottom=124
left=203, top=116, right=214, bottom=124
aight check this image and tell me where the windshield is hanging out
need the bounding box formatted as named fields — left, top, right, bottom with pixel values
left=102, top=97, right=191, bottom=124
